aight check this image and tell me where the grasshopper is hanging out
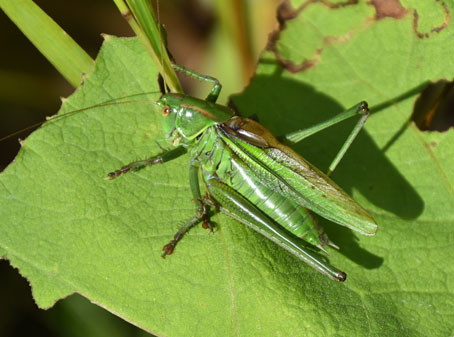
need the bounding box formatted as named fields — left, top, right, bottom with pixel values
left=105, top=63, right=377, bottom=282
left=0, top=1, right=377, bottom=282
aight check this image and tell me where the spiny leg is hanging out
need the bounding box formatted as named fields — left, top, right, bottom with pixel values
left=188, top=160, right=214, bottom=232
left=161, top=200, right=212, bottom=257
left=282, top=102, right=370, bottom=250
left=206, top=177, right=346, bottom=282
left=327, top=106, right=369, bottom=176
left=105, top=145, right=186, bottom=179
left=172, top=64, right=222, bottom=103
left=161, top=161, right=213, bottom=257
left=283, top=101, right=370, bottom=176
left=161, top=214, right=202, bottom=257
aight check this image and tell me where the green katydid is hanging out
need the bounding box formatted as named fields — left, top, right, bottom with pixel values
left=0, top=57, right=377, bottom=283
left=104, top=63, right=377, bottom=282
left=0, top=1, right=377, bottom=283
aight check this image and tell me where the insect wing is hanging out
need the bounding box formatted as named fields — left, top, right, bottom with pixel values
left=219, top=117, right=377, bottom=236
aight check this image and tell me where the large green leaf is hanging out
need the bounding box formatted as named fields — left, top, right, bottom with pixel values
left=1, top=1, right=454, bottom=336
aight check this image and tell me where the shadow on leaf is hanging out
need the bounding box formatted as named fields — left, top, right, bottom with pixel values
left=231, top=62, right=425, bottom=269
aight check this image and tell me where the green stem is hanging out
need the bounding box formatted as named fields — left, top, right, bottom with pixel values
left=112, top=0, right=182, bottom=93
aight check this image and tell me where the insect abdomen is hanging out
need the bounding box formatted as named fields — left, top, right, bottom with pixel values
left=224, top=156, right=325, bottom=247
left=195, top=127, right=326, bottom=248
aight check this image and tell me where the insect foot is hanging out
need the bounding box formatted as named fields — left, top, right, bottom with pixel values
left=201, top=218, right=213, bottom=232
left=199, top=202, right=214, bottom=232
left=161, top=214, right=203, bottom=258
left=105, top=165, right=132, bottom=180
left=161, top=237, right=179, bottom=257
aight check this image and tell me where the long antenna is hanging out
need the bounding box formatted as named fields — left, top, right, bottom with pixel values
left=0, top=93, right=161, bottom=143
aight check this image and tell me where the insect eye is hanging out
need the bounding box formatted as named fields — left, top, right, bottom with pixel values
left=162, top=106, right=171, bottom=117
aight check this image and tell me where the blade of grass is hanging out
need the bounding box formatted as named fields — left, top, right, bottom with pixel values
left=0, top=0, right=93, bottom=88
left=113, top=0, right=182, bottom=93
left=216, top=0, right=255, bottom=85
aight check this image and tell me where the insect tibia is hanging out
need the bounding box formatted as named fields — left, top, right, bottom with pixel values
left=105, top=146, right=187, bottom=180
left=161, top=214, right=202, bottom=258
left=171, top=64, right=222, bottom=103
left=105, top=157, right=165, bottom=180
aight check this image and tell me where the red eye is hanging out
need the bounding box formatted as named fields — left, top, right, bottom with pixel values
left=162, top=106, right=171, bottom=117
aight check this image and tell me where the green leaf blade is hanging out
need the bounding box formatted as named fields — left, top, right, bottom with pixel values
left=1, top=0, right=454, bottom=335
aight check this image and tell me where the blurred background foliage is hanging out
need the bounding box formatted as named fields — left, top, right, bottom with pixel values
left=0, top=0, right=279, bottom=336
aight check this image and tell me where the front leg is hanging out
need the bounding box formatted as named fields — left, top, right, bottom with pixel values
left=161, top=160, right=213, bottom=257
left=172, top=64, right=222, bottom=103
left=105, top=145, right=186, bottom=179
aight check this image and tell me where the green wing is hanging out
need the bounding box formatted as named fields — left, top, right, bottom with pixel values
left=218, top=117, right=377, bottom=236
